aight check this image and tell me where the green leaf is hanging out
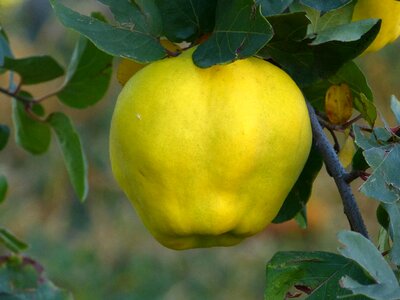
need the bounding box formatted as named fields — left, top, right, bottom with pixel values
left=376, top=204, right=389, bottom=230
left=57, top=37, right=113, bottom=108
left=289, top=1, right=320, bottom=34
left=305, top=61, right=375, bottom=117
left=338, top=231, right=400, bottom=300
left=0, top=124, right=10, bottom=151
left=381, top=202, right=400, bottom=266
left=300, top=0, right=352, bottom=12
left=12, top=99, right=51, bottom=155
left=360, top=145, right=400, bottom=203
left=267, top=12, right=309, bottom=41
left=333, top=61, right=373, bottom=101
left=353, top=94, right=377, bottom=127
left=0, top=228, right=28, bottom=253
left=390, top=95, right=400, bottom=124
left=353, top=125, right=386, bottom=151
left=50, top=0, right=166, bottom=63
left=315, top=2, right=354, bottom=32
left=303, top=61, right=376, bottom=110
left=0, top=258, right=37, bottom=293
left=273, top=143, right=323, bottom=223
left=99, top=0, right=162, bottom=36
left=265, top=251, right=372, bottom=299
left=256, top=0, right=294, bottom=16
left=377, top=227, right=390, bottom=255
left=47, top=112, right=88, bottom=201
left=341, top=278, right=400, bottom=300
left=352, top=147, right=369, bottom=171
left=311, top=19, right=380, bottom=45
left=193, top=0, right=273, bottom=68
left=294, top=209, right=307, bottom=229
left=2, top=56, right=64, bottom=85
left=0, top=175, right=7, bottom=204
left=0, top=257, right=73, bottom=299
left=156, top=0, right=217, bottom=42
left=260, top=19, right=380, bottom=86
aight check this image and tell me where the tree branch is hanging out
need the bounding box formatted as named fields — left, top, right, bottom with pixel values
left=306, top=102, right=369, bottom=239
left=0, top=87, right=33, bottom=104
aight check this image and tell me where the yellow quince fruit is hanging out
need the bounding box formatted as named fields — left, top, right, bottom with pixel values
left=352, top=0, right=400, bottom=53
left=109, top=48, right=312, bottom=250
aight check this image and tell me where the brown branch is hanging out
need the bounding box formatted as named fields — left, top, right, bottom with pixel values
left=343, top=170, right=365, bottom=183
left=307, top=102, right=369, bottom=238
left=0, top=86, right=33, bottom=104
left=0, top=85, right=60, bottom=104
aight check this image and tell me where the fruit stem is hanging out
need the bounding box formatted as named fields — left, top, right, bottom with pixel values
left=306, top=102, right=369, bottom=239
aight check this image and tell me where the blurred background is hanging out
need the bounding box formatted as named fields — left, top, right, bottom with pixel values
left=0, top=1, right=399, bottom=299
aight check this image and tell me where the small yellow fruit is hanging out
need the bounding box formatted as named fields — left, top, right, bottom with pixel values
left=325, top=83, right=353, bottom=125
left=352, top=0, right=400, bottom=53
left=109, top=48, right=312, bottom=250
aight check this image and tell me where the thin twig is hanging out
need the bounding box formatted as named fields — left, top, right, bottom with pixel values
left=307, top=102, right=369, bottom=239
left=343, top=170, right=365, bottom=183
left=0, top=86, right=33, bottom=104
left=34, top=88, right=62, bottom=102
left=327, top=127, right=340, bottom=153
left=317, top=114, right=363, bottom=132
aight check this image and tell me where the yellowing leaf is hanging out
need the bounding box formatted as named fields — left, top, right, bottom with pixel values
left=117, top=39, right=181, bottom=86
left=117, top=59, right=145, bottom=86
left=339, top=135, right=356, bottom=167
left=325, top=83, right=353, bottom=125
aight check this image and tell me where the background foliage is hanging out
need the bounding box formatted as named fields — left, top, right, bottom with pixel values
left=1, top=0, right=400, bottom=299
